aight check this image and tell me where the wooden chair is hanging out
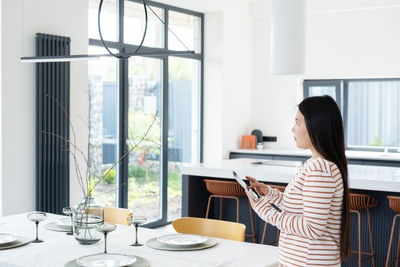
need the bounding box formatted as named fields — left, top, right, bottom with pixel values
left=104, top=207, right=132, bottom=226
left=172, top=217, right=246, bottom=242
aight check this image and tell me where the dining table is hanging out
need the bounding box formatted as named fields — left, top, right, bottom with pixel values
left=0, top=213, right=279, bottom=267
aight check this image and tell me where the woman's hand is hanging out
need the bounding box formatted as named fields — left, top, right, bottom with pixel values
left=246, top=176, right=270, bottom=196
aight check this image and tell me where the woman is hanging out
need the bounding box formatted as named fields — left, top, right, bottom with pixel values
left=246, top=95, right=350, bottom=267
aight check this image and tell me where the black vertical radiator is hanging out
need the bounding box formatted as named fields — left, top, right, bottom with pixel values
left=36, top=33, right=70, bottom=214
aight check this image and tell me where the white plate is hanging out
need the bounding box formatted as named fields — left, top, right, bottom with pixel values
left=76, top=253, right=137, bottom=267
left=157, top=234, right=208, bottom=247
left=0, top=234, right=17, bottom=245
left=54, top=218, right=72, bottom=229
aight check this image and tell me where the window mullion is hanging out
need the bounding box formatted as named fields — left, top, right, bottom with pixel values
left=118, top=0, right=129, bottom=208
left=160, top=7, right=169, bottom=224
left=199, top=14, right=204, bottom=163
left=343, top=80, right=349, bottom=149
left=118, top=53, right=129, bottom=208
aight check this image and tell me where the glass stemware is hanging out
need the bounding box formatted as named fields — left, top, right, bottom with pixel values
left=27, top=212, right=47, bottom=243
left=95, top=223, right=117, bottom=254
left=62, top=207, right=73, bottom=235
left=127, top=215, right=147, bottom=246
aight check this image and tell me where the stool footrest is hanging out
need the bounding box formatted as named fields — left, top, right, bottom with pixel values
left=350, top=251, right=375, bottom=262
left=350, top=251, right=375, bottom=256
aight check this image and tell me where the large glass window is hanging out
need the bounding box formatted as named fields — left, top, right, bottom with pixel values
left=168, top=11, right=201, bottom=53
left=304, top=79, right=400, bottom=151
left=88, top=0, right=203, bottom=227
left=347, top=80, right=400, bottom=149
left=127, top=56, right=162, bottom=223
left=89, top=0, right=118, bottom=41
left=88, top=46, right=119, bottom=208
left=167, top=57, right=200, bottom=221
left=124, top=1, right=164, bottom=47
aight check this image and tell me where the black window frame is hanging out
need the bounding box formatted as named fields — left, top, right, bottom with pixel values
left=303, top=78, right=400, bottom=153
left=89, top=0, right=204, bottom=227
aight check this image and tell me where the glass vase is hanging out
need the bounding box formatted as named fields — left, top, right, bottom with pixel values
left=73, top=197, right=104, bottom=245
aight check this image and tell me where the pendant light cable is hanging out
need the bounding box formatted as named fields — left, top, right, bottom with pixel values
left=145, top=4, right=191, bottom=51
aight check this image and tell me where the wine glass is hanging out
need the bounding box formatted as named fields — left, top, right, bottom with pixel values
left=127, top=215, right=147, bottom=246
left=62, top=207, right=73, bottom=235
left=95, top=223, right=117, bottom=254
left=27, top=212, right=47, bottom=243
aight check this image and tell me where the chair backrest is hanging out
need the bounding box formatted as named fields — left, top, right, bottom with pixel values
left=204, top=179, right=244, bottom=196
left=172, top=217, right=246, bottom=242
left=104, top=207, right=131, bottom=226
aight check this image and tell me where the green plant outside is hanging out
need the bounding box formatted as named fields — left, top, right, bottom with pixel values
left=90, top=164, right=181, bottom=208
left=369, top=133, right=383, bottom=146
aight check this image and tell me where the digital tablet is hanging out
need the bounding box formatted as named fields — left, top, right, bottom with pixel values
left=232, top=171, right=282, bottom=213
left=232, top=170, right=260, bottom=201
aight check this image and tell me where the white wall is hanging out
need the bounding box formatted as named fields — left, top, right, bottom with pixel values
left=202, top=0, right=254, bottom=162
left=220, top=1, right=253, bottom=159
left=203, top=12, right=224, bottom=162
left=0, top=0, right=88, bottom=216
left=306, top=3, right=400, bottom=77
left=251, top=0, right=400, bottom=150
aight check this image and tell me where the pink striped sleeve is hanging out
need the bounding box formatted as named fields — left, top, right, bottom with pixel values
left=253, top=185, right=284, bottom=214
left=264, top=185, right=284, bottom=205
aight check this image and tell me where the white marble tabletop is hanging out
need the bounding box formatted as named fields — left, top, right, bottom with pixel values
left=0, top=213, right=279, bottom=267
left=181, top=158, right=400, bottom=192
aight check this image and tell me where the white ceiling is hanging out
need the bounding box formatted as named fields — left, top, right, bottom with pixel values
left=154, top=0, right=230, bottom=12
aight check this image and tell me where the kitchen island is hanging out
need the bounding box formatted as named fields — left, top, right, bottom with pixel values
left=181, top=158, right=400, bottom=266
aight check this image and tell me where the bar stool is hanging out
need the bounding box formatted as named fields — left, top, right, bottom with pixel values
left=386, top=196, right=400, bottom=267
left=204, top=179, right=256, bottom=243
left=349, top=193, right=378, bottom=267
left=260, top=184, right=286, bottom=245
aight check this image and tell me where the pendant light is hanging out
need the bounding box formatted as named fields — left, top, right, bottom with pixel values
left=270, top=0, right=306, bottom=74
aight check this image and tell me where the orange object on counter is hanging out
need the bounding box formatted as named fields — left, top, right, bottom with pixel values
left=241, top=135, right=256, bottom=149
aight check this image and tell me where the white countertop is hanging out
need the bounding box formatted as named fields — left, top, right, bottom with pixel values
left=181, top=158, right=400, bottom=193
left=230, top=148, right=400, bottom=162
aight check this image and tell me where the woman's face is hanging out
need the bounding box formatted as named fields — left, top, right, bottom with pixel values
left=292, top=110, right=312, bottom=149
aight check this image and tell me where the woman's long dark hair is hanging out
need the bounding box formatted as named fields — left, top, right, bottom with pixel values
left=299, top=95, right=350, bottom=261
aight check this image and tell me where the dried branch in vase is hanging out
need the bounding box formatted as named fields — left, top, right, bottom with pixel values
left=43, top=94, right=158, bottom=199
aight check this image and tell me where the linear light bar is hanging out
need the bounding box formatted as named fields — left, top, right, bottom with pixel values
left=21, top=50, right=195, bottom=63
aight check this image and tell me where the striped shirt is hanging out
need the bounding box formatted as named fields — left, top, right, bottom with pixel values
left=253, top=158, right=344, bottom=267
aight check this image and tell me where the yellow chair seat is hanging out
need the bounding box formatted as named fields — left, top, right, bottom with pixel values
left=172, top=217, right=246, bottom=242
left=104, top=207, right=131, bottom=226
